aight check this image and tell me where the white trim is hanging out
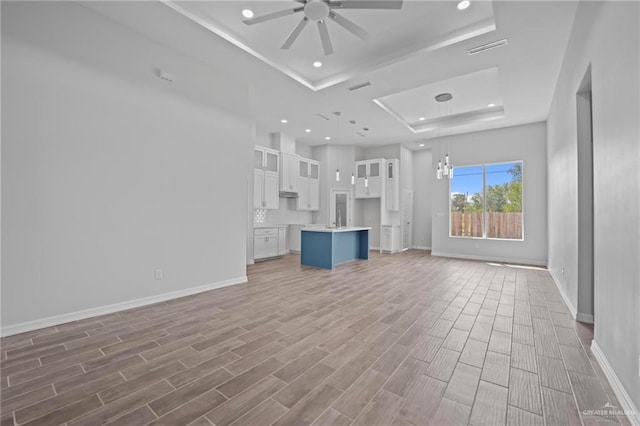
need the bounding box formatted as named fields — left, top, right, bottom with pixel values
left=430, top=251, right=547, bottom=267
left=412, top=245, right=432, bottom=250
left=576, top=313, right=594, bottom=324
left=549, top=269, right=578, bottom=320
left=1, top=276, right=247, bottom=337
left=590, top=340, right=640, bottom=426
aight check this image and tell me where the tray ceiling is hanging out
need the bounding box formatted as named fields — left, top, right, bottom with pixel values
left=164, top=0, right=496, bottom=90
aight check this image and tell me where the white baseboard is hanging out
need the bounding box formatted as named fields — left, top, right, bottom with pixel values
left=1, top=276, right=248, bottom=337
left=549, top=269, right=578, bottom=320
left=430, top=251, right=547, bottom=267
left=591, top=340, right=640, bottom=426
left=576, top=313, right=594, bottom=324
left=412, top=246, right=432, bottom=250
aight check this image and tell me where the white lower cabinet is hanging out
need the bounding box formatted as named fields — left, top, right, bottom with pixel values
left=254, top=226, right=287, bottom=260
left=380, top=225, right=401, bottom=253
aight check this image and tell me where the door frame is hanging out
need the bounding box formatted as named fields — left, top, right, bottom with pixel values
left=402, top=189, right=413, bottom=250
left=330, top=188, right=353, bottom=227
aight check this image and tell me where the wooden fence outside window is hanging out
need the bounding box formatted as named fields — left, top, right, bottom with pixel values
left=450, top=212, right=523, bottom=239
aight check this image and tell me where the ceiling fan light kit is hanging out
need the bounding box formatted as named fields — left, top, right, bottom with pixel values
left=243, top=0, right=403, bottom=55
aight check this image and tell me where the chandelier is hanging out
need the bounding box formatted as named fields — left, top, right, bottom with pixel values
left=435, top=93, right=454, bottom=180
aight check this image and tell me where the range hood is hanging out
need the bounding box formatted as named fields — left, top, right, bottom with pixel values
left=280, top=191, right=299, bottom=198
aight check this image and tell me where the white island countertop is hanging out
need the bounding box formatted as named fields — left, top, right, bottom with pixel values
left=302, top=226, right=372, bottom=233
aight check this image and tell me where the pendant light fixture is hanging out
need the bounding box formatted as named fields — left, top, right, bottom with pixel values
left=334, top=112, right=341, bottom=182
left=435, top=93, right=455, bottom=180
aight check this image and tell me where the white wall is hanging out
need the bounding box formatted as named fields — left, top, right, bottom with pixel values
left=1, top=3, right=254, bottom=332
left=412, top=149, right=433, bottom=249
left=547, top=1, right=640, bottom=412
left=430, top=122, right=548, bottom=266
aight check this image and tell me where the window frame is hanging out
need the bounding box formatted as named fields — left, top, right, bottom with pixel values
left=448, top=160, right=524, bottom=241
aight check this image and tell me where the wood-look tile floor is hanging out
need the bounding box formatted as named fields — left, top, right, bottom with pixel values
left=0, top=251, right=632, bottom=426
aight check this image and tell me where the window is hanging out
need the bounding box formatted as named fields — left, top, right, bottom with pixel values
left=450, top=161, right=523, bottom=240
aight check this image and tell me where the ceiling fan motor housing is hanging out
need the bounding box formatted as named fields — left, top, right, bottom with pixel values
left=304, top=0, right=331, bottom=21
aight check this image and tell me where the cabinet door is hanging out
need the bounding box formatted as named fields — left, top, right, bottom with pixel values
left=266, top=234, right=278, bottom=257
left=309, top=162, right=319, bottom=179
left=253, top=169, right=264, bottom=208
left=299, top=160, right=309, bottom=178
left=368, top=177, right=382, bottom=198
left=356, top=163, right=367, bottom=178
left=309, top=179, right=320, bottom=211
left=297, top=177, right=310, bottom=210
left=254, top=149, right=264, bottom=170
left=381, top=227, right=392, bottom=252
left=265, top=151, right=279, bottom=173
left=369, top=161, right=380, bottom=178
left=287, top=155, right=299, bottom=192
left=278, top=228, right=287, bottom=255
left=254, top=236, right=267, bottom=259
left=264, top=173, right=279, bottom=209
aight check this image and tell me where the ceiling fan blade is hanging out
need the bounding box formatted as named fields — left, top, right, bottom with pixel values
left=282, top=17, right=309, bottom=49
left=317, top=20, right=334, bottom=55
left=328, top=0, right=403, bottom=9
left=243, top=7, right=303, bottom=25
left=328, top=11, right=369, bottom=41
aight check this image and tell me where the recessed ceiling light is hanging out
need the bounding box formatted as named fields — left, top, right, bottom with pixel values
left=313, top=61, right=322, bottom=68
left=325, top=136, right=331, bottom=140
left=305, top=129, right=311, bottom=133
left=419, top=117, right=425, bottom=121
left=419, top=143, right=425, bottom=147
left=457, top=0, right=470, bottom=10
left=281, top=119, right=288, bottom=124
left=488, top=103, right=496, bottom=107
left=242, top=9, right=254, bottom=18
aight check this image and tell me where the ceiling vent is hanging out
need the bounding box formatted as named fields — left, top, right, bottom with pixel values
left=468, top=38, right=508, bottom=55
left=348, top=81, right=372, bottom=91
left=156, top=69, right=175, bottom=83
left=316, top=113, right=331, bottom=120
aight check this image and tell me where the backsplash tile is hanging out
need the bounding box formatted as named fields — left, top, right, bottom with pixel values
left=254, top=198, right=313, bottom=225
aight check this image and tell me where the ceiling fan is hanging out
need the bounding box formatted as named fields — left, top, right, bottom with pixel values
left=242, top=0, right=403, bottom=55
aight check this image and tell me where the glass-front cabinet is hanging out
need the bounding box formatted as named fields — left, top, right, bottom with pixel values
left=354, top=159, right=384, bottom=199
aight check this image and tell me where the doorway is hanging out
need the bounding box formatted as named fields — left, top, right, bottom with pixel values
left=576, top=66, right=594, bottom=324
left=330, top=189, right=352, bottom=228
left=402, top=189, right=413, bottom=250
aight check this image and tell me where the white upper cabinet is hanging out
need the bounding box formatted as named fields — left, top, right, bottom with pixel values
left=254, top=146, right=280, bottom=209
left=385, top=159, right=400, bottom=211
left=280, top=153, right=299, bottom=193
left=297, top=158, right=320, bottom=211
left=355, top=159, right=384, bottom=199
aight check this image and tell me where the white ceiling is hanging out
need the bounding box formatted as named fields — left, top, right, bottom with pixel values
left=164, top=0, right=496, bottom=91
left=82, top=0, right=579, bottom=149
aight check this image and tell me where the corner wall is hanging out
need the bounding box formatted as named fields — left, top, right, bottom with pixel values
left=1, top=3, right=254, bottom=333
left=412, top=150, right=433, bottom=249
left=546, top=0, right=640, bottom=414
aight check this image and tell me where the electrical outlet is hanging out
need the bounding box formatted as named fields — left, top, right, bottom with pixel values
left=155, top=269, right=164, bottom=280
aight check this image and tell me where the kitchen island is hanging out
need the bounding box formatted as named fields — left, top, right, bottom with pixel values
left=301, top=227, right=371, bottom=269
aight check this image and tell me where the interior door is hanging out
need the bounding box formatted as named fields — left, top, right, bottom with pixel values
left=402, top=189, right=413, bottom=250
